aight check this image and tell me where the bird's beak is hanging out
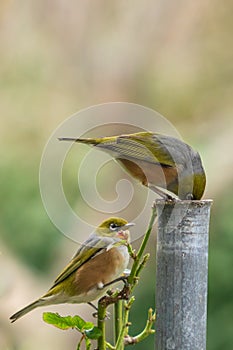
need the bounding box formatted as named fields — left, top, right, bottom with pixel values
left=121, top=222, right=135, bottom=230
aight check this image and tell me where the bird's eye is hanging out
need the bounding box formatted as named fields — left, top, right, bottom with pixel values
left=110, top=223, right=118, bottom=231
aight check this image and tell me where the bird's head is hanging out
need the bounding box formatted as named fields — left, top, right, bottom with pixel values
left=96, top=217, right=134, bottom=241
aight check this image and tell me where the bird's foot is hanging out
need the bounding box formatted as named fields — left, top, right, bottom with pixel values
left=92, top=310, right=110, bottom=319
left=103, top=276, right=129, bottom=289
left=88, top=302, right=110, bottom=319
left=98, top=284, right=131, bottom=309
left=149, top=185, right=179, bottom=201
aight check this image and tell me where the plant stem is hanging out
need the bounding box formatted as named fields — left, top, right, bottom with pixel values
left=105, top=342, right=115, bottom=350
left=135, top=253, right=150, bottom=278
left=114, top=300, right=123, bottom=345
left=136, top=203, right=157, bottom=262
left=127, top=203, right=157, bottom=287
left=115, top=297, right=135, bottom=350
left=97, top=301, right=107, bottom=350
left=124, top=308, right=156, bottom=346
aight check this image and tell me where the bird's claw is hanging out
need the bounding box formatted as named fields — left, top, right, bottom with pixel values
left=92, top=311, right=110, bottom=320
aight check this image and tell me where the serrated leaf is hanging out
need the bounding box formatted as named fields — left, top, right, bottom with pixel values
left=43, top=312, right=73, bottom=330
left=71, top=315, right=87, bottom=330
left=82, top=321, right=95, bottom=331
left=43, top=312, right=88, bottom=331
left=85, top=326, right=102, bottom=339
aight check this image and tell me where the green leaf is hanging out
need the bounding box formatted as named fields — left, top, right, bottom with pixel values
left=85, top=326, right=102, bottom=339
left=43, top=313, right=72, bottom=330
left=72, top=315, right=89, bottom=330
left=43, top=312, right=91, bottom=331
left=82, top=322, right=96, bottom=330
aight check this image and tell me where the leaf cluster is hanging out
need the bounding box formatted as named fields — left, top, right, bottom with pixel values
left=43, top=312, right=101, bottom=349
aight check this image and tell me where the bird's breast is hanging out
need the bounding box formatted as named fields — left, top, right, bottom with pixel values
left=117, top=157, right=178, bottom=189
left=70, top=246, right=129, bottom=298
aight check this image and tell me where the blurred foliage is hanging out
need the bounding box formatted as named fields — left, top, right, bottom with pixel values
left=208, top=190, right=233, bottom=349
left=0, top=157, right=63, bottom=272
left=0, top=0, right=233, bottom=349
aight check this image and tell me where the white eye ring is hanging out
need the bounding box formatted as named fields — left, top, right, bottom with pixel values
left=110, top=223, right=118, bottom=231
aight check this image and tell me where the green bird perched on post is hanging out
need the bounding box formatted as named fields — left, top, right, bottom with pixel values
left=10, top=217, right=134, bottom=322
left=59, top=131, right=206, bottom=200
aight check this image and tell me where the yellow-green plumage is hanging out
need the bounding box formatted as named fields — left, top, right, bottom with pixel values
left=10, top=217, right=133, bottom=322
left=59, top=132, right=206, bottom=200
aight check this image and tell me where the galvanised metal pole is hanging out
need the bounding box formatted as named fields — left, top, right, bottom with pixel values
left=155, top=200, right=212, bottom=350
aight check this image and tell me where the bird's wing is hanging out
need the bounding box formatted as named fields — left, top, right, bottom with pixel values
left=61, top=132, right=191, bottom=167
left=50, top=235, right=108, bottom=288
left=59, top=133, right=190, bottom=168
left=96, top=133, right=181, bottom=167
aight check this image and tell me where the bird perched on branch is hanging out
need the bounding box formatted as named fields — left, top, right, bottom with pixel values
left=59, top=131, right=206, bottom=200
left=10, top=217, right=133, bottom=322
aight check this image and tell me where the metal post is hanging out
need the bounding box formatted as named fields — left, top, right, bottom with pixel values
left=155, top=199, right=212, bottom=350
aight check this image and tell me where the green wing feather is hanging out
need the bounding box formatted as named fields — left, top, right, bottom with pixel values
left=96, top=132, right=178, bottom=167
left=50, top=235, right=107, bottom=288
left=60, top=132, right=205, bottom=199
left=60, top=132, right=193, bottom=168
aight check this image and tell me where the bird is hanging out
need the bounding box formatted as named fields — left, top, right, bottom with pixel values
left=10, top=217, right=134, bottom=323
left=59, top=131, right=206, bottom=200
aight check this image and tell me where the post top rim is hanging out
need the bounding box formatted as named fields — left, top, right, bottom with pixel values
left=155, top=199, right=213, bottom=206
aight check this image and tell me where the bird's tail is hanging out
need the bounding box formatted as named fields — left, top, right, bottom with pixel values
left=58, top=137, right=101, bottom=145
left=10, top=298, right=45, bottom=323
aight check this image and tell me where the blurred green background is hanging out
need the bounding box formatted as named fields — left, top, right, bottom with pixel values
left=1, top=1, right=233, bottom=349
